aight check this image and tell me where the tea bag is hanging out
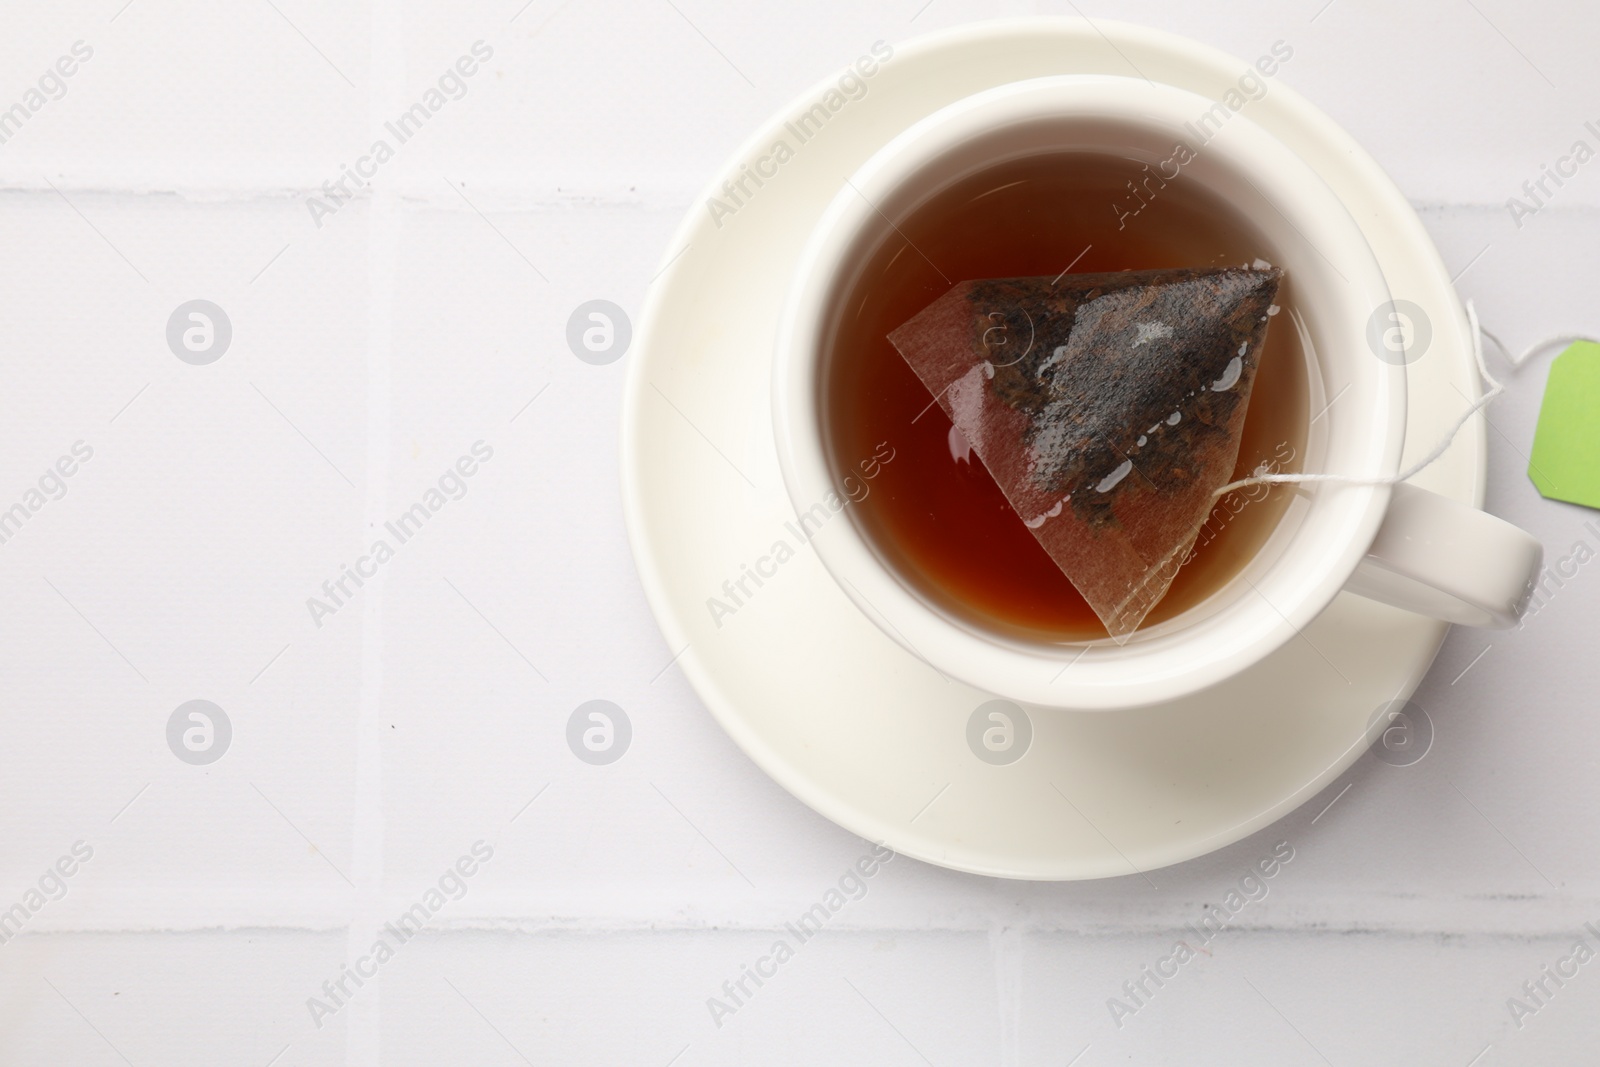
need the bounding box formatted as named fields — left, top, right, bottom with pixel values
left=887, top=266, right=1283, bottom=639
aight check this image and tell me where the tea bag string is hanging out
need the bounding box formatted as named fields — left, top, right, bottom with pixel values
left=1211, top=300, right=1598, bottom=499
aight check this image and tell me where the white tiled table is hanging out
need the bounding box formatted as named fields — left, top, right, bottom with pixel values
left=1, top=1, right=1597, bottom=1063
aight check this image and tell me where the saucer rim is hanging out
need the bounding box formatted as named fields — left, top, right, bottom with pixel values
left=620, top=16, right=1480, bottom=880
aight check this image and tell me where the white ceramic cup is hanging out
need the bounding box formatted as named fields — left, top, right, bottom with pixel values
left=772, top=75, right=1543, bottom=711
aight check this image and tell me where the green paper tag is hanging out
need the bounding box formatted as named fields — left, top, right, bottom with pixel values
left=1529, top=341, right=1600, bottom=509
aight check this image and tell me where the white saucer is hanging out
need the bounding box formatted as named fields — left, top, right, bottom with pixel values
left=621, top=18, right=1483, bottom=879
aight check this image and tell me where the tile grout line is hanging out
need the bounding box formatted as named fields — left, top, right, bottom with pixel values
left=0, top=182, right=1594, bottom=214
left=992, top=924, right=1024, bottom=1067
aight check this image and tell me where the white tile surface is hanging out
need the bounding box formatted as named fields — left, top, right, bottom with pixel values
left=1, top=0, right=1598, bottom=1063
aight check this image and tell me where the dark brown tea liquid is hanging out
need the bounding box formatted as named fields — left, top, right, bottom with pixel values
left=825, top=152, right=1309, bottom=643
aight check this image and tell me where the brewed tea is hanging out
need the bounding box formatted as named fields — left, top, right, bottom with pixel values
left=825, top=152, right=1309, bottom=642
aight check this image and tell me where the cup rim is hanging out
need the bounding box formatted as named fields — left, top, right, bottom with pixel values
left=772, top=74, right=1403, bottom=710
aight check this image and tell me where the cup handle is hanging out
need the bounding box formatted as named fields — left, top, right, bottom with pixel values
left=1343, top=482, right=1543, bottom=628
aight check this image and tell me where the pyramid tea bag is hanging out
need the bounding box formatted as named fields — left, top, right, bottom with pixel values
left=886, top=266, right=1283, bottom=639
